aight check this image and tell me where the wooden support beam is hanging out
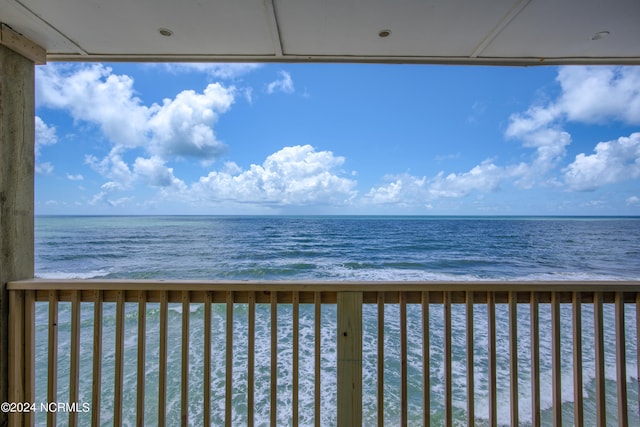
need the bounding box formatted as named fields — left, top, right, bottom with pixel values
left=1, top=42, right=35, bottom=425
left=0, top=24, right=46, bottom=64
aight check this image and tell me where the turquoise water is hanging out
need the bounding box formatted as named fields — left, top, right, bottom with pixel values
left=34, top=216, right=640, bottom=426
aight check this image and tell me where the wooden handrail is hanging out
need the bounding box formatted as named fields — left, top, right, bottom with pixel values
left=8, top=278, right=640, bottom=290
left=7, top=279, right=640, bottom=427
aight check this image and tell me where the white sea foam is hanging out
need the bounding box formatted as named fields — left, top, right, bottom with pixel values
left=35, top=269, right=110, bottom=279
left=31, top=290, right=640, bottom=426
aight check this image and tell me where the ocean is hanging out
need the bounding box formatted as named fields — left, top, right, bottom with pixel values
left=35, top=215, right=640, bottom=282
left=34, top=215, right=640, bottom=426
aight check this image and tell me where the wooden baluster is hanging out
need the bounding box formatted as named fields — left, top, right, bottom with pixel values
left=551, top=292, right=561, bottom=427
left=530, top=292, right=540, bottom=427
left=292, top=291, right=299, bottom=427
left=69, top=290, right=81, bottom=427
left=314, top=292, right=321, bottom=427
left=248, top=291, right=255, bottom=427
left=422, top=291, right=430, bottom=426
left=181, top=291, right=190, bottom=426
left=114, top=291, right=125, bottom=427
left=509, top=292, right=518, bottom=427
left=636, top=293, right=640, bottom=423
left=137, top=291, right=147, bottom=427
left=25, top=290, right=36, bottom=427
left=225, top=291, right=233, bottom=427
left=572, top=292, right=583, bottom=427
left=444, top=291, right=452, bottom=427
left=594, top=292, right=606, bottom=427
left=47, top=290, right=58, bottom=427
left=401, top=292, right=408, bottom=427
left=466, top=291, right=474, bottom=427
left=615, top=292, right=629, bottom=426
left=377, top=292, right=384, bottom=427
left=8, top=290, right=25, bottom=427
left=92, top=291, right=103, bottom=427
left=488, top=292, right=497, bottom=427
left=271, top=291, right=278, bottom=426
left=203, top=292, right=212, bottom=427
left=158, top=291, right=168, bottom=427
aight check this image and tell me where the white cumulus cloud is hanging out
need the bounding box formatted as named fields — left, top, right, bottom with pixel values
left=37, top=64, right=234, bottom=161
left=563, top=133, right=640, bottom=191
left=35, top=116, right=57, bottom=154
left=38, top=63, right=235, bottom=207
left=37, top=64, right=151, bottom=148
left=147, top=83, right=233, bottom=159
left=506, top=66, right=640, bottom=192
left=190, top=145, right=356, bottom=206
left=133, top=156, right=186, bottom=189
left=365, top=174, right=428, bottom=205
left=85, top=148, right=135, bottom=189
left=365, top=160, right=513, bottom=207
left=428, top=160, right=507, bottom=198
left=555, top=66, right=640, bottom=124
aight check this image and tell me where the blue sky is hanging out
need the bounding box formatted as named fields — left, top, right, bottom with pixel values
left=35, top=63, right=640, bottom=215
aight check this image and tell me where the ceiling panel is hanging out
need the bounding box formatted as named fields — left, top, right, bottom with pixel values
left=482, top=0, right=640, bottom=60
left=18, top=0, right=276, bottom=56
left=275, top=0, right=520, bottom=57
left=1, top=0, right=638, bottom=63
left=0, top=0, right=83, bottom=54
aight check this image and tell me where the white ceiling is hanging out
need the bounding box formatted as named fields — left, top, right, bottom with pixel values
left=1, top=0, right=639, bottom=64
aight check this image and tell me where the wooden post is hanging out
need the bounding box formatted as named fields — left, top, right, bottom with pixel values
left=337, top=292, right=362, bottom=426
left=0, top=35, right=39, bottom=425
left=7, top=290, right=24, bottom=427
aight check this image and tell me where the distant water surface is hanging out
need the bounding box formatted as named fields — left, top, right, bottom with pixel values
left=35, top=215, right=640, bottom=280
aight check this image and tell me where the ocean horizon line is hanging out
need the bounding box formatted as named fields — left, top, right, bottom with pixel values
left=35, top=213, right=640, bottom=219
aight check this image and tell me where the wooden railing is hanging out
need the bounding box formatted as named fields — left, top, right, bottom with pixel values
left=6, top=280, right=640, bottom=426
